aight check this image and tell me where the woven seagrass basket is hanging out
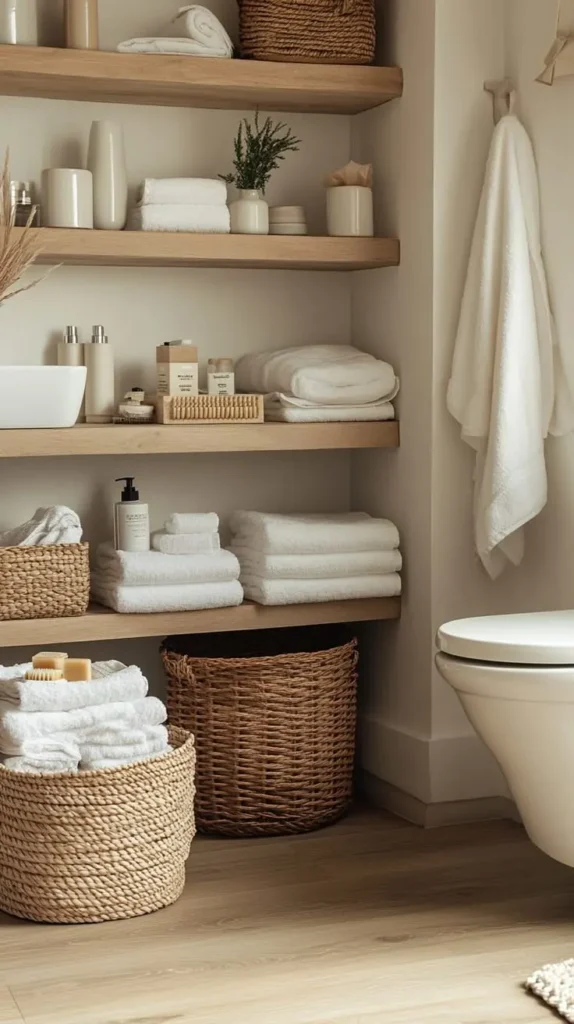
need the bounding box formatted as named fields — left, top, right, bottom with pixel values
left=163, top=627, right=358, bottom=838
left=0, top=728, right=196, bottom=924
left=0, top=543, right=90, bottom=621
left=238, top=0, right=376, bottom=65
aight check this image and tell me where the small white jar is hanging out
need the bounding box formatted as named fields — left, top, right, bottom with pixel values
left=42, top=168, right=94, bottom=228
left=326, top=185, right=374, bottom=237
left=0, top=0, right=38, bottom=44
left=230, top=189, right=269, bottom=235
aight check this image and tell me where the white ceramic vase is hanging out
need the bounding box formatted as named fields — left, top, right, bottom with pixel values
left=230, top=189, right=269, bottom=235
left=87, top=120, right=128, bottom=231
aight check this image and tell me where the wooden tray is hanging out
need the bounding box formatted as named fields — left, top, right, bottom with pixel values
left=157, top=394, right=264, bottom=424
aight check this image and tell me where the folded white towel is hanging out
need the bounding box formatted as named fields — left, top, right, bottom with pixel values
left=168, top=5, right=233, bottom=57
left=241, top=573, right=402, bottom=606
left=165, top=513, right=220, bottom=535
left=231, top=546, right=402, bottom=580
left=3, top=753, right=80, bottom=774
left=2, top=736, right=80, bottom=774
left=117, top=37, right=230, bottom=57
left=264, top=395, right=396, bottom=423
left=95, top=542, right=239, bottom=586
left=0, top=505, right=82, bottom=547
left=230, top=512, right=400, bottom=555
left=130, top=204, right=230, bottom=234
left=80, top=725, right=168, bottom=765
left=137, top=178, right=228, bottom=208
left=0, top=697, right=166, bottom=755
left=152, top=531, right=221, bottom=555
left=81, top=748, right=172, bottom=772
left=91, top=575, right=244, bottom=614
left=236, top=345, right=399, bottom=407
left=0, top=663, right=147, bottom=712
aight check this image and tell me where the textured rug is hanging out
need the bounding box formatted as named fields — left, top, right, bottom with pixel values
left=526, top=960, right=574, bottom=1021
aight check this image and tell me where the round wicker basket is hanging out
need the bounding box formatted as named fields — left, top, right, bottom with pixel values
left=0, top=728, right=196, bottom=924
left=0, top=543, right=90, bottom=621
left=163, top=627, right=358, bottom=838
left=238, top=0, right=376, bottom=65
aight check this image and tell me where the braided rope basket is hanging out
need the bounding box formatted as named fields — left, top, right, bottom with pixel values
left=163, top=628, right=358, bottom=838
left=0, top=728, right=196, bottom=924
left=238, top=0, right=376, bottom=65
left=0, top=543, right=90, bottom=621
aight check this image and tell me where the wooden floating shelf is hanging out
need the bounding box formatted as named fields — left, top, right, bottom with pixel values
left=18, top=228, right=400, bottom=272
left=0, top=45, right=403, bottom=115
left=0, top=422, right=399, bottom=459
left=0, top=598, right=401, bottom=648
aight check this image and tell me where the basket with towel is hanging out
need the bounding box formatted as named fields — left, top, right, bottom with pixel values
left=0, top=506, right=89, bottom=621
left=238, top=0, right=376, bottom=65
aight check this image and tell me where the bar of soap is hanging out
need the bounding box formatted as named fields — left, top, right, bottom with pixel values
left=26, top=669, right=64, bottom=681
left=63, top=658, right=92, bottom=682
left=32, top=651, right=69, bottom=671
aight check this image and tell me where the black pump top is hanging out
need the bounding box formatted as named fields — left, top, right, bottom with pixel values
left=116, top=477, right=140, bottom=502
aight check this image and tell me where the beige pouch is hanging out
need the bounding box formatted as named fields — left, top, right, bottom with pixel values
left=537, top=0, right=574, bottom=85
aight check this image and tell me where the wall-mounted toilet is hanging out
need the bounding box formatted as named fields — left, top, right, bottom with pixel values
left=436, top=611, right=574, bottom=867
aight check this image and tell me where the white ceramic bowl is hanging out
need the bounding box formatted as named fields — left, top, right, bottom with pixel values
left=269, top=224, right=308, bottom=236
left=0, top=366, right=87, bottom=429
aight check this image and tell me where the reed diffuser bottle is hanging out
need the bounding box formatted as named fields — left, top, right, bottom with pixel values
left=65, top=0, right=98, bottom=50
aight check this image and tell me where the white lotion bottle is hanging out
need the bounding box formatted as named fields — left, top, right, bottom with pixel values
left=114, top=477, right=150, bottom=552
left=58, top=325, right=85, bottom=422
left=85, top=324, right=114, bottom=423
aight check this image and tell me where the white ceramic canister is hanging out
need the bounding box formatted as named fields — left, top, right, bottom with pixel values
left=229, top=189, right=269, bottom=235
left=42, top=168, right=93, bottom=228
left=87, top=120, right=128, bottom=231
left=326, top=185, right=374, bottom=237
left=0, top=0, right=38, bottom=45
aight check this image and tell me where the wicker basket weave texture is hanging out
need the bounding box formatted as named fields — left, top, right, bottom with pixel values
left=0, top=728, right=196, bottom=924
left=238, top=0, right=376, bottom=65
left=0, top=543, right=90, bottom=621
left=164, top=633, right=358, bottom=838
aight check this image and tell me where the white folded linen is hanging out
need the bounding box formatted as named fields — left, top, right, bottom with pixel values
left=137, top=177, right=227, bottom=207
left=0, top=505, right=82, bottom=547
left=0, top=697, right=166, bottom=755
left=231, top=546, right=402, bottom=580
left=2, top=737, right=80, bottom=774
left=91, top=575, right=244, bottom=614
left=81, top=748, right=172, bottom=772
left=95, top=542, right=239, bottom=586
left=230, top=512, right=400, bottom=555
left=165, top=512, right=220, bottom=535
left=241, top=573, right=402, bottom=606
left=235, top=345, right=399, bottom=406
left=264, top=394, right=396, bottom=423
left=80, top=725, right=168, bottom=765
left=130, top=204, right=230, bottom=233
left=4, top=753, right=80, bottom=774
left=0, top=663, right=147, bottom=712
left=117, top=37, right=229, bottom=57
left=152, top=530, right=221, bottom=555
left=168, top=5, right=233, bottom=57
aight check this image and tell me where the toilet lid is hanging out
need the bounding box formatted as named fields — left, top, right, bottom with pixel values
left=437, top=610, right=574, bottom=665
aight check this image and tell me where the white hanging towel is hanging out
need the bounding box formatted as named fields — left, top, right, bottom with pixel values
left=447, top=114, right=574, bottom=579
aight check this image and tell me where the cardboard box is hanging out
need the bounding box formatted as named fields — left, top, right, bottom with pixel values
left=157, top=343, right=199, bottom=397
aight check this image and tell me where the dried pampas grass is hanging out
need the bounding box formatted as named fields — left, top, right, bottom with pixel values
left=0, top=151, right=52, bottom=305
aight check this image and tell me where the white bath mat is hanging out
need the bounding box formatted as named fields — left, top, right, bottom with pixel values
left=526, top=960, right=574, bottom=1021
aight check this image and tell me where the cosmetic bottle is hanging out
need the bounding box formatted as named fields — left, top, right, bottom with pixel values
left=58, top=325, right=85, bottom=422
left=9, top=181, right=39, bottom=226
left=208, top=358, right=235, bottom=396
left=85, top=324, right=114, bottom=423
left=114, top=477, right=150, bottom=552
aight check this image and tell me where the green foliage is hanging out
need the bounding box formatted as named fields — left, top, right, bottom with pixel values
left=220, top=113, right=300, bottom=194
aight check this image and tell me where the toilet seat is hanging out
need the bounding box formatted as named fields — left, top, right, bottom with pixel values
left=437, top=609, right=574, bottom=666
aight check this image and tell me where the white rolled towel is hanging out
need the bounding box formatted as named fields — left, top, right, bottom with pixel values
left=137, top=178, right=228, bottom=207
left=165, top=513, right=220, bottom=535
left=130, top=204, right=230, bottom=234
left=231, top=547, right=402, bottom=580
left=152, top=531, right=221, bottom=555
left=236, top=345, right=400, bottom=407
left=95, top=542, right=239, bottom=586
left=91, top=575, right=244, bottom=614
left=0, top=505, right=82, bottom=547
left=0, top=663, right=148, bottom=712
left=230, top=512, right=400, bottom=555
left=0, top=697, right=166, bottom=755
left=241, top=573, right=402, bottom=606
left=167, top=5, right=233, bottom=57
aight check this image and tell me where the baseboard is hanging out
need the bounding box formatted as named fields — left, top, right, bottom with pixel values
left=358, top=771, right=520, bottom=828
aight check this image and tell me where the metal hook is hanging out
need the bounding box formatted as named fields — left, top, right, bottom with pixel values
left=484, top=78, right=516, bottom=124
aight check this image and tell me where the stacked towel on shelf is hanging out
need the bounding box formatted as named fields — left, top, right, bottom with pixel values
left=92, top=517, right=243, bottom=613
left=230, top=512, right=402, bottom=606
left=118, top=5, right=233, bottom=58
left=235, top=345, right=400, bottom=423
left=0, top=505, right=82, bottom=547
left=131, top=177, right=230, bottom=234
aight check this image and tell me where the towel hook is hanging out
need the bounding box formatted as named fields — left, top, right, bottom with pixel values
left=484, top=78, right=516, bottom=124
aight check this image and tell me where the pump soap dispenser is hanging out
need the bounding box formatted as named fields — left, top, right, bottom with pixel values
left=114, top=477, right=150, bottom=552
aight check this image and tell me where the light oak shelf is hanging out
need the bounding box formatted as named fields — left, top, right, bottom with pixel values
left=19, top=228, right=400, bottom=271
left=0, top=45, right=403, bottom=115
left=0, top=598, right=401, bottom=648
left=0, top=422, right=400, bottom=459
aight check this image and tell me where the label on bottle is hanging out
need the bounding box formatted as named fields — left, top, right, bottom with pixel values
left=157, top=362, right=199, bottom=396
left=207, top=372, right=235, bottom=396
left=117, top=507, right=150, bottom=552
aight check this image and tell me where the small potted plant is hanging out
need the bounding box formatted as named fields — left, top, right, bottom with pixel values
left=221, top=113, right=300, bottom=235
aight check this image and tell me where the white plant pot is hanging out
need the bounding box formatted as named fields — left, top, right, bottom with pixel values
left=87, top=120, right=128, bottom=231
left=0, top=366, right=87, bottom=428
left=230, top=190, right=269, bottom=235
left=326, top=185, right=374, bottom=237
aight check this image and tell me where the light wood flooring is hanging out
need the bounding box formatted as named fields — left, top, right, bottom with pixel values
left=1, top=809, right=574, bottom=1023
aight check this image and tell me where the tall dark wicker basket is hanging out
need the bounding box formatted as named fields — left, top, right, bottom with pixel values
left=163, top=626, right=359, bottom=838
left=238, top=0, right=376, bottom=65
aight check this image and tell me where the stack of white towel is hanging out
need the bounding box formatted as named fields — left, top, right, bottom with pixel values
left=235, top=345, right=400, bottom=424
left=91, top=514, right=243, bottom=613
left=118, top=5, right=233, bottom=59
left=0, top=661, right=169, bottom=774
left=131, top=178, right=230, bottom=234
left=230, top=512, right=402, bottom=605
